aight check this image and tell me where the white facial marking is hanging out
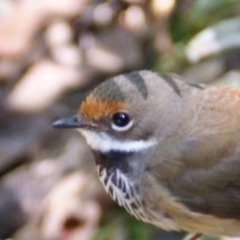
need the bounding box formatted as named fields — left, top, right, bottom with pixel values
left=78, top=129, right=157, bottom=153
left=111, top=119, right=133, bottom=132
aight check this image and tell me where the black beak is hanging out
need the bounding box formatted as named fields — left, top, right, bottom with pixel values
left=52, top=114, right=97, bottom=129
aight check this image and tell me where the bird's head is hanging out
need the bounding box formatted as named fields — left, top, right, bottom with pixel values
left=53, top=70, right=181, bottom=153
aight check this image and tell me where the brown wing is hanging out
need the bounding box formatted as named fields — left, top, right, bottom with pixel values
left=149, top=132, right=240, bottom=219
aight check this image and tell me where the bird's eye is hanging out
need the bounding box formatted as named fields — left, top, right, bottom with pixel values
left=111, top=112, right=133, bottom=131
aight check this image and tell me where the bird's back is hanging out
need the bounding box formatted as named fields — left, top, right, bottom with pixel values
left=144, top=83, right=240, bottom=235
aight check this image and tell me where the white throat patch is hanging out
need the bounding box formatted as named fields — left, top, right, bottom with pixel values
left=78, top=129, right=157, bottom=153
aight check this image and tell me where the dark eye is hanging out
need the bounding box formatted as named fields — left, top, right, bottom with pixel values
left=112, top=112, right=130, bottom=127
left=111, top=112, right=133, bottom=131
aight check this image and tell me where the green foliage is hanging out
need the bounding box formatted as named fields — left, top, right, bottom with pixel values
left=170, top=0, right=240, bottom=42
left=93, top=204, right=157, bottom=240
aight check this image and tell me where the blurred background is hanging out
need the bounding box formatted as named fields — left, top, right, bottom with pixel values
left=1, top=0, right=240, bottom=239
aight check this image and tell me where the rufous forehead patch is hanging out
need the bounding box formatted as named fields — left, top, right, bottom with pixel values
left=80, top=95, right=129, bottom=119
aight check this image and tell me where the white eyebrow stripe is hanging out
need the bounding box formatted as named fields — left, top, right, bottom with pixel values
left=78, top=129, right=157, bottom=153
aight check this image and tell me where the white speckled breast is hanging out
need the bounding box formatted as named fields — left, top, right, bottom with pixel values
left=97, top=166, right=160, bottom=224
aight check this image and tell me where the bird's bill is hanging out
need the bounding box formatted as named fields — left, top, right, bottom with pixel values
left=52, top=114, right=97, bottom=130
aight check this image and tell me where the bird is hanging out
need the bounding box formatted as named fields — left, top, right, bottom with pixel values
left=53, top=70, right=240, bottom=239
